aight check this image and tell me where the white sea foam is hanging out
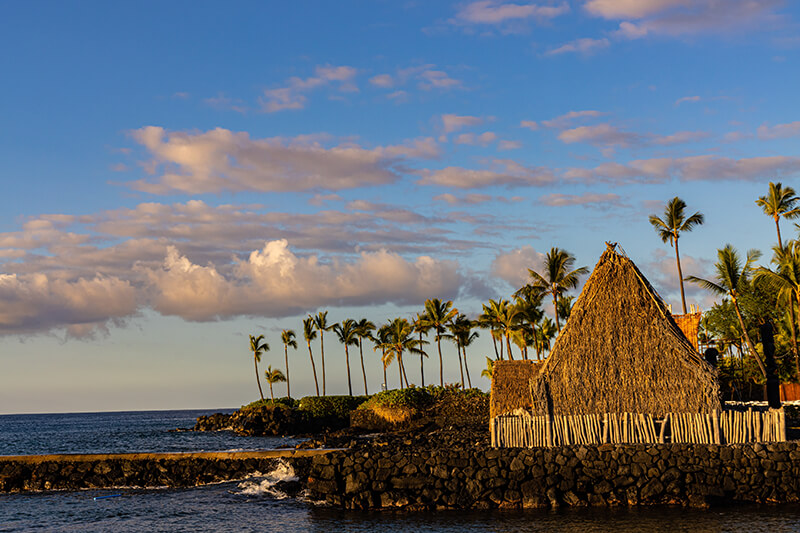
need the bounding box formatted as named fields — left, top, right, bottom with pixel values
left=235, top=460, right=297, bottom=499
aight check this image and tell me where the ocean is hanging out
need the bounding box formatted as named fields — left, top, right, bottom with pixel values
left=2, top=409, right=800, bottom=532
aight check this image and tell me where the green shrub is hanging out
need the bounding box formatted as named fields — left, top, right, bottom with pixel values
left=239, top=397, right=298, bottom=411
left=358, top=386, right=435, bottom=411
left=297, top=395, right=370, bottom=418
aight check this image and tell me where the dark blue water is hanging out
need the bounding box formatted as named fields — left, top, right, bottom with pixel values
left=2, top=411, right=800, bottom=532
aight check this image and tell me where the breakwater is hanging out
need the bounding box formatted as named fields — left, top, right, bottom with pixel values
left=307, top=441, right=800, bottom=510
left=0, top=449, right=332, bottom=493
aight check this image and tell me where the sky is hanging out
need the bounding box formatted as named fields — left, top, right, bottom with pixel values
left=1, top=0, right=799, bottom=414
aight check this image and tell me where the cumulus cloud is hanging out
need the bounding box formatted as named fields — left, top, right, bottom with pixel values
left=127, top=126, right=440, bottom=194
left=454, top=131, right=498, bottom=146
left=140, top=241, right=463, bottom=321
left=417, top=159, right=555, bottom=188
left=490, top=246, right=545, bottom=288
left=757, top=121, right=800, bottom=140
left=0, top=273, right=137, bottom=337
left=544, top=37, right=610, bottom=56
left=369, top=74, right=394, bottom=88
left=260, top=64, right=358, bottom=112
left=442, top=114, right=484, bottom=134
left=520, top=120, right=539, bottom=130
left=557, top=123, right=708, bottom=149
left=418, top=70, right=463, bottom=90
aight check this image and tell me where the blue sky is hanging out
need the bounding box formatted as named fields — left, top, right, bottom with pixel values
left=1, top=1, right=799, bottom=413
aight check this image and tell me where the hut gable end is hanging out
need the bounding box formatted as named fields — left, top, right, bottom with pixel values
left=531, top=246, right=720, bottom=417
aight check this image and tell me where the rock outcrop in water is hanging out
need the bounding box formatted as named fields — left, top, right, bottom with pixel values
left=193, top=404, right=349, bottom=436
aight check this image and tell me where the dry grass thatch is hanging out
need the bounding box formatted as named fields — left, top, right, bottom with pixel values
left=672, top=312, right=701, bottom=350
left=370, top=405, right=416, bottom=424
left=530, top=244, right=720, bottom=418
left=490, top=360, right=541, bottom=418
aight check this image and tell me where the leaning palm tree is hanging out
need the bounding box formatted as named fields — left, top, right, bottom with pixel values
left=355, top=318, right=376, bottom=395
left=302, top=317, right=320, bottom=396
left=280, top=329, right=297, bottom=399
left=263, top=366, right=286, bottom=403
left=333, top=319, right=359, bottom=396
left=649, top=197, right=705, bottom=314
left=526, top=248, right=589, bottom=332
left=756, top=182, right=800, bottom=250
left=686, top=244, right=766, bottom=378
left=755, top=241, right=800, bottom=378
left=378, top=318, right=424, bottom=390
left=421, top=298, right=458, bottom=386
left=249, top=334, right=269, bottom=405
left=312, top=311, right=336, bottom=396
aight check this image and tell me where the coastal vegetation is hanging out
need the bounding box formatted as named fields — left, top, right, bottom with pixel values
left=244, top=182, right=800, bottom=403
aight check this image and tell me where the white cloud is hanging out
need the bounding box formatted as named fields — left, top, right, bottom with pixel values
left=520, top=120, right=539, bottom=130
left=451, top=1, right=570, bottom=26
left=433, top=193, right=492, bottom=205
left=498, top=140, right=522, bottom=150
left=544, top=37, right=610, bottom=56
left=585, top=0, right=690, bottom=19
left=260, top=64, right=358, bottom=113
left=539, top=192, right=626, bottom=208
left=417, top=159, right=555, bottom=188
left=418, top=70, right=463, bottom=90
left=442, top=114, right=483, bottom=134
left=369, top=74, right=394, bottom=88
left=558, top=123, right=641, bottom=147
left=490, top=246, right=545, bottom=288
left=757, top=121, right=800, bottom=140
left=675, top=95, right=701, bottom=106
left=541, top=110, right=607, bottom=129
left=454, top=131, right=498, bottom=146
left=141, top=241, right=463, bottom=321
left=128, top=126, right=439, bottom=194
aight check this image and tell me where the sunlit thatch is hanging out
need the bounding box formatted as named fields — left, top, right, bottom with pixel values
left=490, top=360, right=541, bottom=418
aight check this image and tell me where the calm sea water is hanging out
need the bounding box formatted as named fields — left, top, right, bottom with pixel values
left=2, top=410, right=800, bottom=532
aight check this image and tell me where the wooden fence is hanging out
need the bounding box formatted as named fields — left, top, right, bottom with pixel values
left=490, top=408, right=785, bottom=448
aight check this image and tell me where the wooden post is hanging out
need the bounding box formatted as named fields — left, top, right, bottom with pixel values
left=712, top=410, right=720, bottom=445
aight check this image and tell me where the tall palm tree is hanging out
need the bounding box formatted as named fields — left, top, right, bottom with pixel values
left=355, top=318, right=376, bottom=395
left=756, top=182, right=800, bottom=250
left=514, top=293, right=544, bottom=360
left=649, top=197, right=705, bottom=314
left=280, top=329, right=297, bottom=399
left=454, top=315, right=478, bottom=389
left=378, top=318, right=424, bottom=390
left=249, top=334, right=269, bottom=405
left=312, top=311, right=335, bottom=396
left=447, top=315, right=467, bottom=389
left=536, top=317, right=558, bottom=357
left=494, top=299, right=521, bottom=360
left=421, top=298, right=458, bottom=386
left=412, top=313, right=430, bottom=386
left=526, top=247, right=589, bottom=331
left=686, top=244, right=766, bottom=378
left=302, top=317, right=320, bottom=397
left=334, top=319, right=359, bottom=396
left=756, top=182, right=800, bottom=360
left=755, top=241, right=800, bottom=378
left=263, top=366, right=286, bottom=403
left=374, top=323, right=392, bottom=390
left=478, top=300, right=505, bottom=360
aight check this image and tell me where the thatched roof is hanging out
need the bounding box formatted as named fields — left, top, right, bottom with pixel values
left=530, top=244, right=720, bottom=417
left=673, top=312, right=702, bottom=350
left=490, top=360, right=541, bottom=418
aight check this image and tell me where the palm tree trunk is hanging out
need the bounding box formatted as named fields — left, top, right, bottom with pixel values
left=359, top=340, right=368, bottom=395
left=382, top=348, right=388, bottom=390
left=732, top=295, right=767, bottom=378
left=795, top=292, right=800, bottom=379
left=400, top=354, right=410, bottom=388
left=254, top=357, right=265, bottom=404
left=345, top=345, right=352, bottom=396
left=398, top=352, right=404, bottom=389
left=284, top=346, right=291, bottom=399
left=491, top=335, right=499, bottom=360
left=269, top=382, right=274, bottom=403
left=462, top=346, right=472, bottom=388
left=457, top=341, right=465, bottom=389
left=675, top=236, right=687, bottom=315
left=505, top=332, right=514, bottom=361
left=320, top=332, right=326, bottom=396
left=307, top=342, right=320, bottom=396
left=552, top=291, right=560, bottom=332
left=437, top=336, right=444, bottom=386
left=419, top=331, right=425, bottom=386
left=776, top=216, right=783, bottom=250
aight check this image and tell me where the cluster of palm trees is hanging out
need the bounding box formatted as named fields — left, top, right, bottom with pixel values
left=246, top=249, right=590, bottom=401
left=651, top=183, right=800, bottom=381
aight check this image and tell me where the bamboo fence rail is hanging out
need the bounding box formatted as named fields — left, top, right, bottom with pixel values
left=490, top=408, right=786, bottom=448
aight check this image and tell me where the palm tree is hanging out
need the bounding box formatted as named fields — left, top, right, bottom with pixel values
left=421, top=298, right=458, bottom=386
left=334, top=319, right=359, bottom=396
left=302, top=317, right=320, bottom=396
left=481, top=357, right=494, bottom=380
left=447, top=316, right=467, bottom=389
left=249, top=334, right=269, bottom=405
left=755, top=241, right=800, bottom=378
left=412, top=313, right=430, bottom=386
left=454, top=315, right=478, bottom=389
left=479, top=300, right=505, bottom=360
left=378, top=318, right=424, bottom=390
left=495, top=299, right=521, bottom=360
left=355, top=318, right=376, bottom=395
left=312, top=311, right=335, bottom=396
left=526, top=247, right=589, bottom=331
left=756, top=182, right=800, bottom=250
left=280, top=329, right=297, bottom=399
left=536, top=317, right=558, bottom=357
left=649, top=197, right=705, bottom=314
left=686, top=244, right=766, bottom=378
left=514, top=293, right=544, bottom=360
left=263, top=366, right=286, bottom=403
left=556, top=296, right=574, bottom=326
left=756, top=182, right=800, bottom=361
left=374, top=323, right=392, bottom=390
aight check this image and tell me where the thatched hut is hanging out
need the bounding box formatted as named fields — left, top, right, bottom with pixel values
left=529, top=244, right=720, bottom=418
left=490, top=360, right=541, bottom=418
